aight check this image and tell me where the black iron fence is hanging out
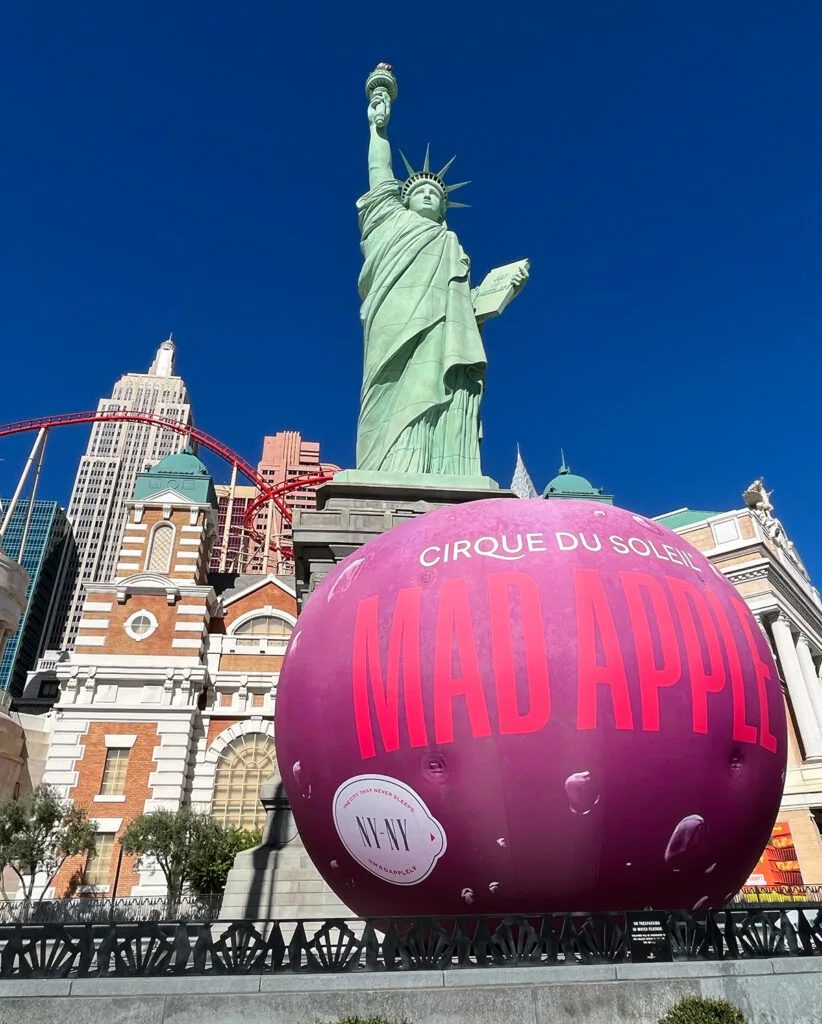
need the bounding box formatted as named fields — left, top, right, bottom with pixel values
left=2, top=905, right=822, bottom=978
left=2, top=886, right=820, bottom=926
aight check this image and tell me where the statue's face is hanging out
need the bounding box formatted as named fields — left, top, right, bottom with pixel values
left=407, top=182, right=444, bottom=222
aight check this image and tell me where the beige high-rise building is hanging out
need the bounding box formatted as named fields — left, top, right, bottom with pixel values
left=50, top=337, right=194, bottom=650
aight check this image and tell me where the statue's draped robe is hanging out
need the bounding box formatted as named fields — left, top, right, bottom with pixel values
left=356, top=179, right=487, bottom=475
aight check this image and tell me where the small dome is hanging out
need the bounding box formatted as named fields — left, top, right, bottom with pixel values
left=148, top=445, right=209, bottom=477
left=544, top=472, right=601, bottom=496
left=541, top=451, right=611, bottom=503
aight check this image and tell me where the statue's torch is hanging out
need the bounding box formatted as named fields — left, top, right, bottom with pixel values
left=365, top=63, right=397, bottom=128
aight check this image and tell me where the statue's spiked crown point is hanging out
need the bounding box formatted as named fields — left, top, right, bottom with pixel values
left=400, top=147, right=471, bottom=210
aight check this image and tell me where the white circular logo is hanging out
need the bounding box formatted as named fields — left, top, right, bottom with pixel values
left=332, top=774, right=447, bottom=886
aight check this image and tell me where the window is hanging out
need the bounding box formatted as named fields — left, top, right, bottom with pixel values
left=124, top=609, right=158, bottom=641
left=712, top=519, right=740, bottom=545
left=39, top=681, right=59, bottom=699
left=212, top=734, right=277, bottom=830
left=233, top=615, right=293, bottom=640
left=100, top=748, right=129, bottom=795
left=83, top=833, right=116, bottom=886
left=146, top=523, right=174, bottom=573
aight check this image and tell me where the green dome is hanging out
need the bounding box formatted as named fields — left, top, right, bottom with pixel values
left=132, top=444, right=218, bottom=506
left=545, top=471, right=599, bottom=495
left=149, top=447, right=210, bottom=477
left=542, top=452, right=613, bottom=504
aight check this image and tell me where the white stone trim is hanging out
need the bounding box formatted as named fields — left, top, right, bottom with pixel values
left=120, top=549, right=144, bottom=559
left=76, top=884, right=110, bottom=894
left=179, top=538, right=202, bottom=546
left=82, top=601, right=113, bottom=612
left=124, top=524, right=148, bottom=532
left=190, top=719, right=277, bottom=813
left=78, top=618, right=109, bottom=631
left=124, top=609, right=159, bottom=641
left=181, top=525, right=203, bottom=533
left=90, top=817, right=123, bottom=832
left=93, top=795, right=126, bottom=803
left=175, top=551, right=199, bottom=560
left=171, top=638, right=202, bottom=649
left=220, top=573, right=297, bottom=607
left=174, top=621, right=205, bottom=632
left=61, top=654, right=202, bottom=667
left=177, top=604, right=207, bottom=615
left=105, top=734, right=137, bottom=748
left=228, top=605, right=297, bottom=635
left=74, top=636, right=106, bottom=647
left=116, top=562, right=141, bottom=571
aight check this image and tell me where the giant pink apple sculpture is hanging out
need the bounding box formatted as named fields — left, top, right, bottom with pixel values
left=276, top=499, right=786, bottom=916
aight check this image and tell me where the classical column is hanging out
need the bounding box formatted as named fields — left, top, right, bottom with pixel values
left=796, top=633, right=822, bottom=732
left=771, top=613, right=822, bottom=761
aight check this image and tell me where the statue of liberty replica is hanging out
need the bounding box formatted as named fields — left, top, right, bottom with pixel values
left=354, top=64, right=529, bottom=482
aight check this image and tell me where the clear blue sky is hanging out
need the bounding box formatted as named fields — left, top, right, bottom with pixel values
left=1, top=2, right=819, bottom=576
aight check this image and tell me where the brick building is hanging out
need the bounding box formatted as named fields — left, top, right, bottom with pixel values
left=34, top=448, right=337, bottom=911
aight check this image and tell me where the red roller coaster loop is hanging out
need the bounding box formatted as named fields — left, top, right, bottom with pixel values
left=0, top=412, right=334, bottom=557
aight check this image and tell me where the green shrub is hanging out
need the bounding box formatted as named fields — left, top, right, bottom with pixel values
left=659, top=995, right=748, bottom=1024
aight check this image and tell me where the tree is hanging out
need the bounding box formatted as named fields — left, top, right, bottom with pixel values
left=0, top=785, right=96, bottom=903
left=120, top=808, right=230, bottom=905
left=188, top=825, right=262, bottom=897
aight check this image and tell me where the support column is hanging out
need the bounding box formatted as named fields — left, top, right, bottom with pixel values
left=771, top=613, right=822, bottom=762
left=796, top=633, right=822, bottom=733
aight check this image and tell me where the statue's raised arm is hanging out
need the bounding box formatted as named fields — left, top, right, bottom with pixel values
left=365, top=65, right=397, bottom=190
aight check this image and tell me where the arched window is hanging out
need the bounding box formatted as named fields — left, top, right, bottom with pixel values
left=146, top=523, right=174, bottom=573
left=233, top=615, right=293, bottom=640
left=212, top=734, right=277, bottom=830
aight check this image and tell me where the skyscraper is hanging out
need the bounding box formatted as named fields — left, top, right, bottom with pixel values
left=0, top=501, right=72, bottom=697
left=211, top=432, right=339, bottom=575
left=52, top=337, right=193, bottom=649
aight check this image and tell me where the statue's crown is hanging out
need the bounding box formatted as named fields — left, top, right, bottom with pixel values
left=399, top=146, right=470, bottom=210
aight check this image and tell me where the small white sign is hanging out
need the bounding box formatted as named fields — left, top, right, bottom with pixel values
left=332, top=774, right=447, bottom=886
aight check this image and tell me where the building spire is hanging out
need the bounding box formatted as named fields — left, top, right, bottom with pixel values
left=510, top=444, right=538, bottom=499
left=559, top=449, right=569, bottom=474
left=148, top=334, right=176, bottom=377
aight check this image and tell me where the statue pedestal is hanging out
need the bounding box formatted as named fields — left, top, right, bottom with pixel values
left=292, top=473, right=515, bottom=607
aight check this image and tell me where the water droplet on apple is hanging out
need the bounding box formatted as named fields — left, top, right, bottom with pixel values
left=330, top=860, right=339, bottom=869
left=665, top=814, right=705, bottom=864
left=488, top=881, right=500, bottom=893
left=326, top=558, right=366, bottom=602
left=705, top=863, right=717, bottom=874
left=292, top=760, right=311, bottom=799
left=460, top=888, right=475, bottom=904
left=565, top=771, right=600, bottom=815
left=693, top=896, right=710, bottom=910
left=496, top=837, right=507, bottom=848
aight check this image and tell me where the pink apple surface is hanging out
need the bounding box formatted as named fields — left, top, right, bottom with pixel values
left=276, top=499, right=787, bottom=916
